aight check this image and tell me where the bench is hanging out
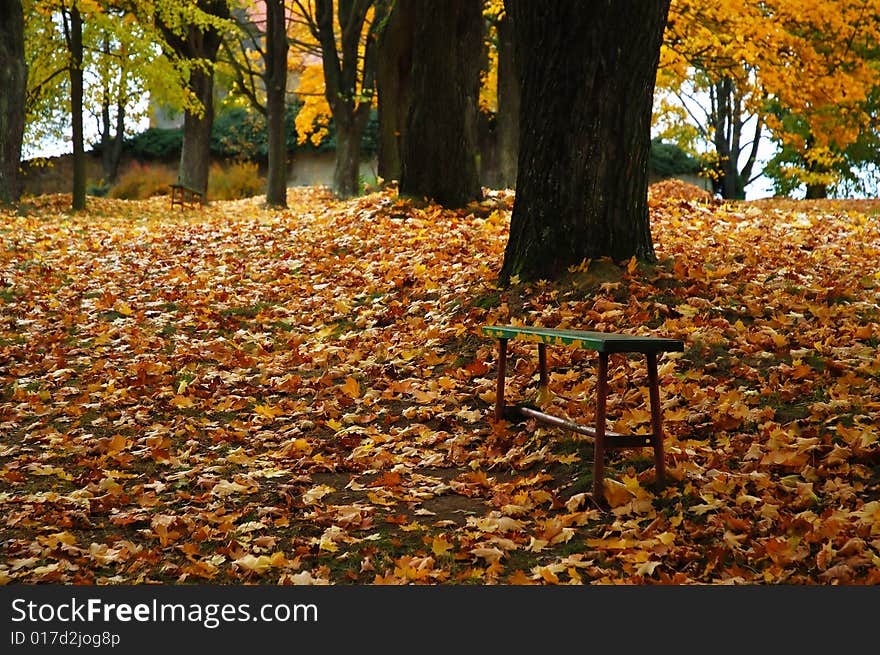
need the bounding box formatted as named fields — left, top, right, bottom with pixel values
left=482, top=325, right=684, bottom=504
left=169, top=183, right=205, bottom=209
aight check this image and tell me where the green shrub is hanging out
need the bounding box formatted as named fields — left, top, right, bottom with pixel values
left=125, top=128, right=183, bottom=160
left=108, top=162, right=176, bottom=199
left=208, top=161, right=264, bottom=200
left=211, top=107, right=266, bottom=160
left=649, top=139, right=702, bottom=178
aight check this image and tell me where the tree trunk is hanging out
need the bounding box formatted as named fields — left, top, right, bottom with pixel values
left=100, top=92, right=126, bottom=184
left=376, top=0, right=414, bottom=183
left=495, top=11, right=518, bottom=189
left=333, top=112, right=370, bottom=199
left=0, top=0, right=27, bottom=205
left=179, top=67, right=214, bottom=194
left=399, top=0, right=482, bottom=208
left=805, top=183, right=827, bottom=199
left=68, top=5, right=86, bottom=211
left=110, top=98, right=125, bottom=182
left=265, top=0, right=288, bottom=207
left=500, top=0, right=670, bottom=283
left=313, top=0, right=383, bottom=199
left=157, top=0, right=228, bottom=196
left=99, top=34, right=126, bottom=185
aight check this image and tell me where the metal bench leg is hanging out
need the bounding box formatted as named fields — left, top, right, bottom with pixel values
left=593, top=352, right=609, bottom=501
left=646, top=352, right=666, bottom=487
left=494, top=338, right=508, bottom=421
left=538, top=343, right=548, bottom=389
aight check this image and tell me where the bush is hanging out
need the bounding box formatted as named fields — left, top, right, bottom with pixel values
left=122, top=102, right=379, bottom=163
left=208, top=161, right=264, bottom=200
left=211, top=107, right=267, bottom=160
left=649, top=139, right=702, bottom=178
left=108, top=162, right=176, bottom=199
left=125, top=128, right=183, bottom=160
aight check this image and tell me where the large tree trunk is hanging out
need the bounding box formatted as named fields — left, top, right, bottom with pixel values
left=157, top=0, right=228, bottom=196
left=399, top=0, right=482, bottom=208
left=376, top=0, right=414, bottom=183
left=265, top=0, right=288, bottom=207
left=500, top=0, right=670, bottom=283
left=68, top=5, right=86, bottom=211
left=333, top=110, right=371, bottom=198
left=0, top=0, right=27, bottom=205
left=805, top=183, right=828, bottom=199
left=179, top=67, right=214, bottom=194
left=495, top=11, right=518, bottom=189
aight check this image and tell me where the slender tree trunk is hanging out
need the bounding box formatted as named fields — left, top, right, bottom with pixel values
left=313, top=0, right=383, bottom=199
left=67, top=5, right=86, bottom=211
left=109, top=97, right=125, bottom=182
left=495, top=11, right=518, bottom=189
left=0, top=0, right=27, bottom=205
left=100, top=91, right=126, bottom=184
left=265, top=0, right=288, bottom=207
left=100, top=35, right=126, bottom=184
left=500, top=0, right=670, bottom=283
left=376, top=0, right=414, bottom=183
left=399, top=0, right=482, bottom=208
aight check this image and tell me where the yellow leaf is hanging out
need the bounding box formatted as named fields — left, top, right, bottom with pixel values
left=341, top=376, right=361, bottom=398
left=254, top=403, right=284, bottom=420
left=302, top=484, right=335, bottom=505
left=432, top=536, right=453, bottom=557
left=635, top=560, right=661, bottom=577
left=603, top=478, right=635, bottom=508
left=470, top=547, right=504, bottom=564
left=169, top=395, right=194, bottom=409
left=234, top=554, right=274, bottom=573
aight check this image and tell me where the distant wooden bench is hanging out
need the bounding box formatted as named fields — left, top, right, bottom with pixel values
left=482, top=325, right=684, bottom=503
left=170, top=182, right=205, bottom=209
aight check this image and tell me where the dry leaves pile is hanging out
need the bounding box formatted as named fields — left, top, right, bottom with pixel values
left=1, top=183, right=878, bottom=585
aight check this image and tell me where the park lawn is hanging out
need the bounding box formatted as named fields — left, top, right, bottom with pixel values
left=1, top=182, right=879, bottom=584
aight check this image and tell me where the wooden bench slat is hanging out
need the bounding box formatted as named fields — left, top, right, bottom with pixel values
left=170, top=183, right=205, bottom=209
left=482, top=325, right=684, bottom=354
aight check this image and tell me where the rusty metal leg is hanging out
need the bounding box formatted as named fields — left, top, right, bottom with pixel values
left=538, top=342, right=548, bottom=389
left=647, top=352, right=666, bottom=487
left=494, top=339, right=508, bottom=421
left=593, top=352, right=609, bottom=502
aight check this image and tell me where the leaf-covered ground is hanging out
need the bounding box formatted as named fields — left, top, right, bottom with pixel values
left=1, top=182, right=879, bottom=585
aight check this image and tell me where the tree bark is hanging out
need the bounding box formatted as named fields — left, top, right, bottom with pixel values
left=333, top=111, right=371, bottom=198
left=376, top=0, right=414, bottom=183
left=179, top=66, right=215, bottom=194
left=0, top=0, right=27, bottom=205
left=495, top=11, right=518, bottom=189
left=99, top=35, right=126, bottom=184
left=157, top=0, right=229, bottom=196
left=265, top=0, right=288, bottom=207
left=313, top=0, right=383, bottom=199
left=805, top=183, right=828, bottom=199
left=66, top=4, right=86, bottom=211
left=500, top=0, right=670, bottom=283
left=399, top=0, right=482, bottom=208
